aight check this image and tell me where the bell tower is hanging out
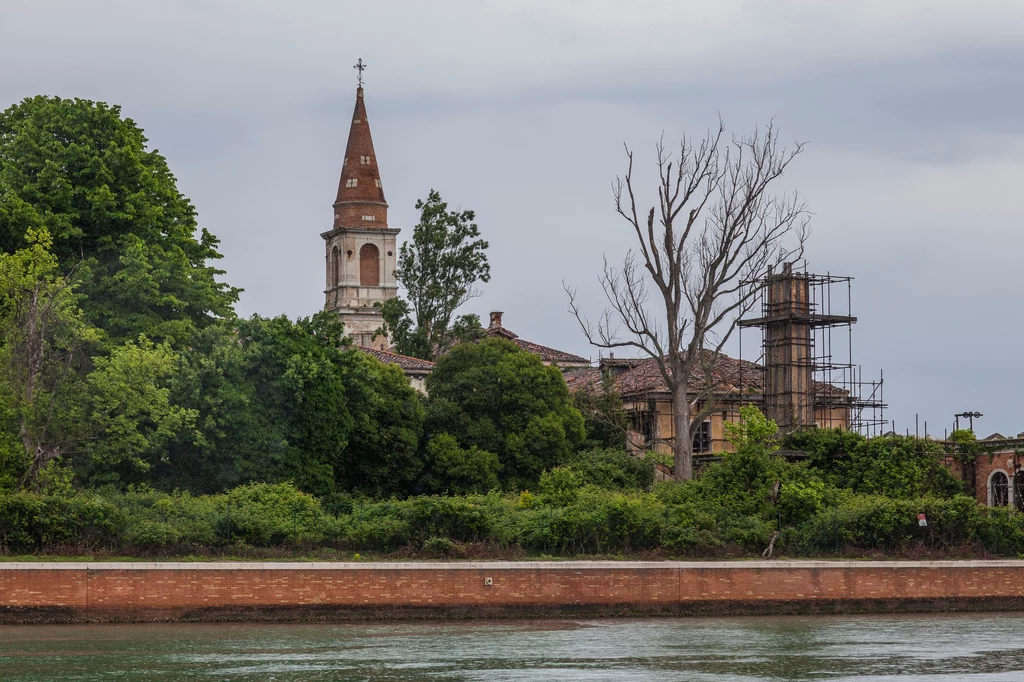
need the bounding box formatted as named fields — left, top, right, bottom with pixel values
left=322, top=64, right=399, bottom=350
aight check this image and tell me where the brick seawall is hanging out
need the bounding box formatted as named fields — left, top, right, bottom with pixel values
left=3, top=561, right=1024, bottom=623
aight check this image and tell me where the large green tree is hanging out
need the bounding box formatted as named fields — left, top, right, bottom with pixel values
left=0, top=228, right=95, bottom=487
left=161, top=313, right=425, bottom=497
left=0, top=96, right=239, bottom=347
left=378, top=189, right=489, bottom=359
left=0, top=229, right=199, bottom=490
left=161, top=313, right=352, bottom=496
left=332, top=349, right=424, bottom=497
left=425, top=338, right=585, bottom=489
left=82, top=337, right=199, bottom=486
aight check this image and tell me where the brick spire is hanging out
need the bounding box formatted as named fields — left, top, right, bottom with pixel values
left=333, top=86, right=388, bottom=228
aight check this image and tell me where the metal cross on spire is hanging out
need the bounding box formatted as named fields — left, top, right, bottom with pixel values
left=353, top=58, right=367, bottom=87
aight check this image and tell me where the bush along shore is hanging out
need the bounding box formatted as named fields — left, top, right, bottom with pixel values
left=2, top=410, right=1019, bottom=561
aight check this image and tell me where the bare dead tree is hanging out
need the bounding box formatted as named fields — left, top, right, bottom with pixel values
left=566, top=121, right=809, bottom=481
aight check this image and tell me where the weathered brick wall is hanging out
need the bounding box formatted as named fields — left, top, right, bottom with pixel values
left=944, top=450, right=1021, bottom=507
left=4, top=561, right=1024, bottom=623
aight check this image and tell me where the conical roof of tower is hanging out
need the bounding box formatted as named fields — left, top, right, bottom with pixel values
left=334, top=86, right=388, bottom=228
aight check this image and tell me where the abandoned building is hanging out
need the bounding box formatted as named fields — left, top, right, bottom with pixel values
left=322, top=86, right=885, bottom=455
left=565, top=263, right=886, bottom=458
left=565, top=353, right=849, bottom=456
left=941, top=433, right=1024, bottom=509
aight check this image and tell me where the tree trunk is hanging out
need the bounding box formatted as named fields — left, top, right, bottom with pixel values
left=673, top=382, right=693, bottom=481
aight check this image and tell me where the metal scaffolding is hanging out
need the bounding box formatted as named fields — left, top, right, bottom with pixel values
left=738, top=261, right=887, bottom=436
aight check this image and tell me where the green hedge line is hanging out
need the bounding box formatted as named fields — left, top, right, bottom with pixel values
left=2, top=482, right=1022, bottom=557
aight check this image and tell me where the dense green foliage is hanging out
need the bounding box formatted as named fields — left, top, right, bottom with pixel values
left=424, top=338, right=586, bottom=489
left=0, top=96, right=238, bottom=347
left=0, top=404, right=1017, bottom=559
left=157, top=313, right=424, bottom=498
left=378, top=189, right=490, bottom=359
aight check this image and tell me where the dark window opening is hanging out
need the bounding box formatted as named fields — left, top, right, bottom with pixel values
left=692, top=420, right=712, bottom=454
left=1014, top=471, right=1024, bottom=512
left=630, top=409, right=655, bottom=445
left=992, top=471, right=1009, bottom=507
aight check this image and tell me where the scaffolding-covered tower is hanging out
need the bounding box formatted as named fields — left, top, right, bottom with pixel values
left=738, top=262, right=886, bottom=435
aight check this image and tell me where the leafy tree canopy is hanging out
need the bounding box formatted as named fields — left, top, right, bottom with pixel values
left=0, top=96, right=239, bottom=347
left=0, top=227, right=97, bottom=487
left=377, top=189, right=489, bottom=359
left=162, top=313, right=351, bottom=497
left=425, top=337, right=585, bottom=489
left=162, top=313, right=425, bottom=498
left=333, top=347, right=425, bottom=498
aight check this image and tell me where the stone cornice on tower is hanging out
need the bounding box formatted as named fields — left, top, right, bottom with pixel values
left=333, top=86, right=388, bottom=229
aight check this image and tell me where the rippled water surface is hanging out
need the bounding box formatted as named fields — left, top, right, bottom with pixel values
left=3, top=614, right=1024, bottom=680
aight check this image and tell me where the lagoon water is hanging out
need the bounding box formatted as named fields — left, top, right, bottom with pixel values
left=2, top=614, right=1024, bottom=680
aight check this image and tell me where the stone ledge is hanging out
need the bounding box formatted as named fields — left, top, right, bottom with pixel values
left=4, top=560, right=1024, bottom=570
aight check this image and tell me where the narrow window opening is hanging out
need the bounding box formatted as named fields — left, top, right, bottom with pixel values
left=692, top=421, right=712, bottom=454
left=991, top=471, right=1009, bottom=507
left=345, top=178, right=358, bottom=188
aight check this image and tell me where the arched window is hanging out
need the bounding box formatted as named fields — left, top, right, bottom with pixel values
left=1014, top=471, right=1024, bottom=511
left=359, top=243, right=380, bottom=286
left=331, top=246, right=340, bottom=288
left=990, top=470, right=1009, bottom=507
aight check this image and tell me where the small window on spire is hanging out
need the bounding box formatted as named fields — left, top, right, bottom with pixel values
left=374, top=179, right=381, bottom=188
left=345, top=178, right=358, bottom=188
left=362, top=215, right=376, bottom=221
left=360, top=155, right=371, bottom=165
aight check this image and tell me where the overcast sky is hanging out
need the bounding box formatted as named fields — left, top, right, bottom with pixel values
left=2, top=0, right=1022, bottom=437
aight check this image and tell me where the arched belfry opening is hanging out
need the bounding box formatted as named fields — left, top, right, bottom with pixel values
left=331, top=246, right=340, bottom=288
left=359, top=243, right=380, bottom=286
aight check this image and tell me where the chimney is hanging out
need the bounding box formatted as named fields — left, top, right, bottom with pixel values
left=489, top=311, right=503, bottom=329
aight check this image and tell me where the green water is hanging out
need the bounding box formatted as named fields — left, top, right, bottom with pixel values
left=2, top=614, right=1024, bottom=680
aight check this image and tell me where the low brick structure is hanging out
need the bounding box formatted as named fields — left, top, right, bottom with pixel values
left=4, top=561, right=1024, bottom=623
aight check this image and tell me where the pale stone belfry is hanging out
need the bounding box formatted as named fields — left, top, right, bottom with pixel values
left=322, top=79, right=399, bottom=350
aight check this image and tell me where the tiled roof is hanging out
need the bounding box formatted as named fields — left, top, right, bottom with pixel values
left=485, top=326, right=590, bottom=366
left=614, top=354, right=764, bottom=397
left=570, top=352, right=847, bottom=399
left=359, top=346, right=435, bottom=374
left=563, top=367, right=602, bottom=392
left=511, top=337, right=590, bottom=366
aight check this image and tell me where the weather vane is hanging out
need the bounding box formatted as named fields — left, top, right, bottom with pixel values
left=353, top=58, right=367, bottom=87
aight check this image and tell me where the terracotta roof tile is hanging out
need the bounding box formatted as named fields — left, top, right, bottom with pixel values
left=359, top=346, right=435, bottom=374
left=485, top=326, right=590, bottom=366
left=563, top=367, right=603, bottom=392
left=572, top=352, right=846, bottom=399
